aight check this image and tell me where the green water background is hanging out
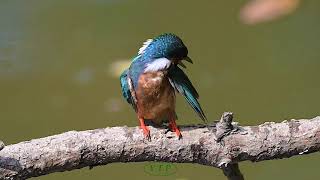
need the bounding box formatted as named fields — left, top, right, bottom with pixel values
left=0, top=0, right=320, bottom=179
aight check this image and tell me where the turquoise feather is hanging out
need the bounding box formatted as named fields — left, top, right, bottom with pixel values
left=168, top=66, right=207, bottom=121
left=120, top=69, right=137, bottom=111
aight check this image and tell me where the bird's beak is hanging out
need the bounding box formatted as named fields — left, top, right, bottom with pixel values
left=178, top=61, right=187, bottom=68
left=184, top=56, right=193, bottom=64
left=177, top=56, right=193, bottom=68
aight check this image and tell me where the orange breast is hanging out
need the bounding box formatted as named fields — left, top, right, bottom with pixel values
left=136, top=71, right=175, bottom=124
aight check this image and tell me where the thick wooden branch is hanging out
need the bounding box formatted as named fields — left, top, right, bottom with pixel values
left=1, top=115, right=320, bottom=180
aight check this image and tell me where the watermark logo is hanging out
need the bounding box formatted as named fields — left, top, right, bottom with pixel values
left=144, top=162, right=177, bottom=176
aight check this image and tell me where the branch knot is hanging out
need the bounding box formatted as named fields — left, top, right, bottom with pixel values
left=216, top=112, right=235, bottom=142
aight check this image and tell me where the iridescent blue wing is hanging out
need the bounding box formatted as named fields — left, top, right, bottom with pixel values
left=120, top=69, right=137, bottom=111
left=168, top=66, right=206, bottom=121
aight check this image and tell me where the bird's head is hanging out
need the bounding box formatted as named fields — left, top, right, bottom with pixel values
left=138, top=33, right=193, bottom=72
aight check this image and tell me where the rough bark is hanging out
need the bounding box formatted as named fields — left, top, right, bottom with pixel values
left=216, top=112, right=244, bottom=180
left=0, top=115, right=320, bottom=180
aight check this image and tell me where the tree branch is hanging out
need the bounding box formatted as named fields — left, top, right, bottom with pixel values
left=216, top=112, right=244, bottom=180
left=0, top=115, right=320, bottom=180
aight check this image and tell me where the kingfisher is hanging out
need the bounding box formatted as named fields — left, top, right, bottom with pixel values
left=120, top=33, right=206, bottom=140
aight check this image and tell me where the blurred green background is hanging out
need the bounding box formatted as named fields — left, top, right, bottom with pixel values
left=0, top=0, right=319, bottom=179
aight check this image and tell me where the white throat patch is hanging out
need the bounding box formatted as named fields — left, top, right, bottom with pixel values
left=138, top=39, right=153, bottom=55
left=144, top=58, right=171, bottom=73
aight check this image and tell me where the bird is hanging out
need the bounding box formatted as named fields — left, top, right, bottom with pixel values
left=120, top=33, right=206, bottom=140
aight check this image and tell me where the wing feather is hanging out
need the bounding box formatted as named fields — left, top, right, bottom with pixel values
left=168, top=66, right=206, bottom=121
left=120, top=69, right=137, bottom=111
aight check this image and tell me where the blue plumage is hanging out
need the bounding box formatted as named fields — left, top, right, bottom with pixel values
left=127, top=55, right=144, bottom=88
left=120, top=69, right=137, bottom=111
left=120, top=69, right=131, bottom=104
left=142, top=34, right=188, bottom=60
left=167, top=66, right=206, bottom=121
left=119, top=33, right=206, bottom=140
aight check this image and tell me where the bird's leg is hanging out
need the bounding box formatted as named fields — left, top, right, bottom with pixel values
left=139, top=117, right=151, bottom=141
left=169, top=119, right=182, bottom=139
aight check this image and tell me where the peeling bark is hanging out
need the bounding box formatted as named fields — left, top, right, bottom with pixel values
left=0, top=116, right=320, bottom=180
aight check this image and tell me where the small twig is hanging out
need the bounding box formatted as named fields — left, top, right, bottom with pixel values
left=216, top=112, right=235, bottom=142
left=0, top=141, right=4, bottom=151
left=216, top=112, right=244, bottom=180
left=222, top=163, right=244, bottom=180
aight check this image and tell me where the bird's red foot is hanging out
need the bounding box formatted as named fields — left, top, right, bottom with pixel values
left=141, top=126, right=151, bottom=141
left=139, top=118, right=151, bottom=141
left=169, top=120, right=182, bottom=139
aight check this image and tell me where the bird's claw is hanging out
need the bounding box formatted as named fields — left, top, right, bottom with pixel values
left=141, top=126, right=151, bottom=141
left=144, top=131, right=151, bottom=141
left=145, top=134, right=151, bottom=141
left=139, top=118, right=151, bottom=141
left=169, top=121, right=182, bottom=140
left=175, top=129, right=182, bottom=140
